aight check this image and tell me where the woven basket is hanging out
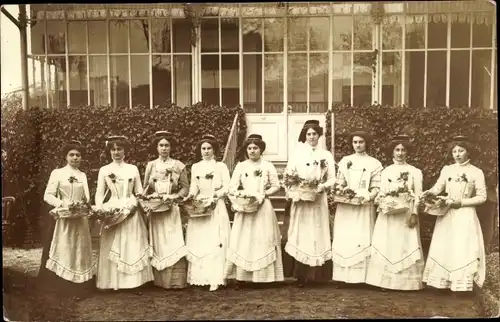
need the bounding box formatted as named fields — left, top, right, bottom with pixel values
left=378, top=193, right=413, bottom=216
left=228, top=195, right=260, bottom=213
left=182, top=198, right=214, bottom=218
left=50, top=207, right=90, bottom=219
left=332, top=194, right=364, bottom=205
left=288, top=185, right=318, bottom=202
left=424, top=200, right=450, bottom=216
left=138, top=198, right=172, bottom=213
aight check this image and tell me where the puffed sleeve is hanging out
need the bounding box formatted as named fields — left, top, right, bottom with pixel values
left=44, top=169, right=63, bottom=208
left=133, top=166, right=143, bottom=195
left=94, top=167, right=107, bottom=207
left=188, top=163, right=200, bottom=196
left=265, top=161, right=280, bottom=196
left=82, top=172, right=90, bottom=203
left=368, top=160, right=383, bottom=200
left=143, top=161, right=153, bottom=191
left=215, top=162, right=230, bottom=198
left=429, top=166, right=448, bottom=195
left=176, top=162, right=189, bottom=198
left=335, top=157, right=348, bottom=186
left=229, top=162, right=243, bottom=194
left=412, top=168, right=423, bottom=214
left=323, top=151, right=336, bottom=189
left=285, top=150, right=298, bottom=174
left=461, top=168, right=487, bottom=207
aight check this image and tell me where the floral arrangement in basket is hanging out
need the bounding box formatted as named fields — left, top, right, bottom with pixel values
left=137, top=192, right=181, bottom=214
left=180, top=195, right=217, bottom=218
left=285, top=159, right=327, bottom=202
left=88, top=203, right=137, bottom=229
left=419, top=191, right=450, bottom=216
left=331, top=160, right=371, bottom=205
left=375, top=172, right=415, bottom=216
left=49, top=176, right=92, bottom=219
left=228, top=190, right=261, bottom=213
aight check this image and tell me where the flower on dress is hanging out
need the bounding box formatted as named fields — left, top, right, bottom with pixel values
left=319, top=159, right=327, bottom=169
left=205, top=172, right=214, bottom=180
left=306, top=163, right=310, bottom=166
left=68, top=176, right=78, bottom=183
left=346, top=161, right=353, bottom=169
left=128, top=178, right=133, bottom=182
left=108, top=173, right=117, bottom=183
left=254, top=169, right=262, bottom=177
left=460, top=173, right=468, bottom=183
left=398, top=171, right=409, bottom=182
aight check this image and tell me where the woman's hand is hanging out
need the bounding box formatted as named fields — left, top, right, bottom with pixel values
left=445, top=198, right=462, bottom=209
left=316, top=183, right=326, bottom=193
left=406, top=213, right=418, bottom=228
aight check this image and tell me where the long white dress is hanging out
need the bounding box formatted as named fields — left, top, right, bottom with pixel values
left=95, top=161, right=153, bottom=290
left=225, top=159, right=284, bottom=283
left=143, top=158, right=189, bottom=289
left=43, top=165, right=96, bottom=283
left=422, top=160, right=486, bottom=292
left=284, top=144, right=336, bottom=281
left=332, top=152, right=383, bottom=283
left=365, top=161, right=425, bottom=290
left=185, top=158, right=231, bottom=287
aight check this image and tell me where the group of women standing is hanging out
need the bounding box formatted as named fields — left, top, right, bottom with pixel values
left=38, top=120, right=487, bottom=298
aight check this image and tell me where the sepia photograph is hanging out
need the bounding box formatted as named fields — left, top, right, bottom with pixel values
left=1, top=2, right=498, bottom=320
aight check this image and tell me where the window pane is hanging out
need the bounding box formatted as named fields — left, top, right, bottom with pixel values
left=242, top=19, right=262, bottom=52
left=110, top=56, right=129, bottom=108
left=89, top=56, right=108, bottom=106
left=88, top=21, right=106, bottom=54
left=494, top=51, right=497, bottom=111
left=243, top=54, right=262, bottom=113
left=30, top=20, right=45, bottom=55
left=29, top=56, right=47, bottom=107
left=353, top=53, right=373, bottom=107
left=332, top=53, right=351, bottom=105
left=151, top=19, right=171, bottom=53
left=426, top=51, right=446, bottom=108
left=472, top=17, right=493, bottom=47
left=382, top=16, right=403, bottom=50
left=201, top=55, right=220, bottom=105
left=46, top=21, right=66, bottom=54
left=288, top=54, right=307, bottom=113
left=152, top=55, right=172, bottom=107
left=332, top=16, right=352, bottom=50
left=173, top=55, right=192, bottom=107
left=309, top=17, right=329, bottom=51
left=382, top=52, right=402, bottom=106
left=288, top=17, right=307, bottom=51
left=131, top=55, right=150, bottom=107
left=449, top=50, right=470, bottom=108
left=69, top=56, right=87, bottom=106
left=130, top=20, right=149, bottom=53
left=451, top=16, right=470, bottom=48
left=428, top=18, right=447, bottom=49
left=221, top=18, right=239, bottom=52
left=353, top=16, right=372, bottom=50
left=309, top=53, right=328, bottom=112
left=222, top=55, right=239, bottom=107
left=68, top=22, right=86, bottom=54
left=110, top=20, right=128, bottom=54
left=264, top=54, right=283, bottom=113
left=404, top=51, right=425, bottom=108
left=47, top=56, right=67, bottom=107
left=173, top=20, right=191, bottom=53
left=471, top=50, right=491, bottom=109
left=201, top=19, right=219, bottom=53
left=405, top=15, right=425, bottom=50
left=264, top=18, right=284, bottom=52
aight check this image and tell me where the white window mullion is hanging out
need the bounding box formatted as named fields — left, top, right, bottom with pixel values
left=86, top=21, right=90, bottom=106
left=106, top=15, right=111, bottom=106
left=306, top=17, right=310, bottom=113
left=401, top=16, right=406, bottom=107
left=218, top=16, right=222, bottom=107
left=424, top=14, right=428, bottom=108
left=350, top=16, right=354, bottom=107
left=64, top=19, right=70, bottom=107
left=445, top=12, right=451, bottom=108
left=148, top=17, right=153, bottom=109
left=261, top=19, right=265, bottom=113
left=327, top=8, right=333, bottom=110
left=372, top=23, right=380, bottom=105
left=489, top=17, right=496, bottom=110
left=128, top=21, right=132, bottom=109
left=283, top=12, right=288, bottom=113
left=170, top=19, right=175, bottom=106
left=238, top=8, right=243, bottom=108
left=468, top=13, right=473, bottom=108
left=44, top=20, right=49, bottom=108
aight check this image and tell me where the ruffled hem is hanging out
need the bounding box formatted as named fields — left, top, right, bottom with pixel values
left=151, top=246, right=188, bottom=271
left=422, top=256, right=484, bottom=288
left=370, top=246, right=423, bottom=274
left=186, top=250, right=212, bottom=263
left=108, top=246, right=152, bottom=275
left=226, top=247, right=277, bottom=272
left=331, top=245, right=371, bottom=267
left=284, top=243, right=332, bottom=267
left=46, top=258, right=96, bottom=283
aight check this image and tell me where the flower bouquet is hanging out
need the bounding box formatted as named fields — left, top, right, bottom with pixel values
left=376, top=187, right=415, bottom=216
left=284, top=171, right=319, bottom=202
left=50, top=200, right=92, bottom=219
left=228, top=191, right=261, bottom=213
left=88, top=203, right=136, bottom=229
left=137, top=192, right=178, bottom=213
left=331, top=184, right=366, bottom=205
left=180, top=195, right=216, bottom=218
left=421, top=192, right=450, bottom=216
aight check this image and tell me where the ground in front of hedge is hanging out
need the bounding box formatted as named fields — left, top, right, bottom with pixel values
left=3, top=247, right=486, bottom=320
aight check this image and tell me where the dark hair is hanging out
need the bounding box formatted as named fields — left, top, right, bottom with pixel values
left=447, top=139, right=476, bottom=160
left=239, top=135, right=267, bottom=159
left=386, top=140, right=412, bottom=159
left=104, top=137, right=130, bottom=155
left=298, top=125, right=324, bottom=143
left=62, top=140, right=84, bottom=158
left=195, top=135, right=220, bottom=161
left=150, top=134, right=175, bottom=156
left=349, top=129, right=373, bottom=150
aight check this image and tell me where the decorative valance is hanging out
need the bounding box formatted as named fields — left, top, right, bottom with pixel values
left=383, top=12, right=494, bottom=25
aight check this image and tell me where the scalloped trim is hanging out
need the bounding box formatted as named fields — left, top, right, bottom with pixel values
left=285, top=243, right=332, bottom=267
left=151, top=246, right=188, bottom=271
left=423, top=256, right=484, bottom=288
left=46, top=258, right=96, bottom=283
left=370, top=246, right=423, bottom=274
left=108, top=246, right=152, bottom=275
left=226, top=247, right=277, bottom=272
left=186, top=258, right=226, bottom=287
left=331, top=245, right=371, bottom=267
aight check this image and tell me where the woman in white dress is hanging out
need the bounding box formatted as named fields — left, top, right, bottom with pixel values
left=284, top=120, right=336, bottom=287
left=143, top=131, right=189, bottom=289
left=39, top=140, right=96, bottom=296
left=422, top=135, right=486, bottom=294
left=185, top=134, right=231, bottom=291
left=366, top=134, right=425, bottom=291
left=332, top=129, right=383, bottom=286
left=226, top=134, right=284, bottom=288
left=95, top=136, right=153, bottom=291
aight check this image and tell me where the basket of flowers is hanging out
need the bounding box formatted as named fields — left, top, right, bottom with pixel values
left=376, top=187, right=414, bottom=216
left=421, top=192, right=450, bottom=216
left=228, top=191, right=261, bottom=213
left=50, top=200, right=92, bottom=219
left=180, top=195, right=216, bottom=218
left=284, top=172, right=319, bottom=202
left=88, top=203, right=136, bottom=229
left=137, top=192, right=177, bottom=213
left=331, top=184, right=367, bottom=205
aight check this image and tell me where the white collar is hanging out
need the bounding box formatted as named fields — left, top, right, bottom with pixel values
left=455, top=159, right=471, bottom=167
